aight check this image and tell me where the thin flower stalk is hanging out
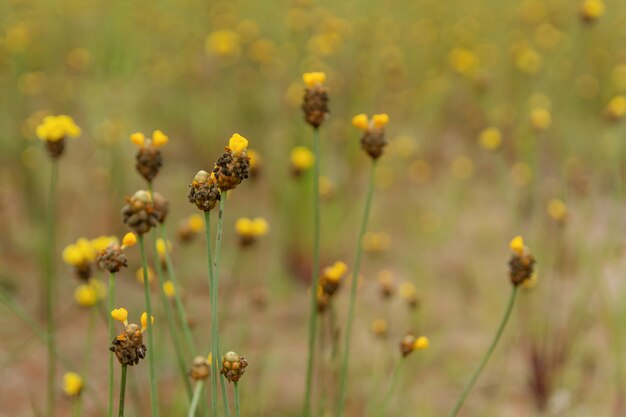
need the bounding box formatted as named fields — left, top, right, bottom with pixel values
left=375, top=358, right=404, bottom=417
left=234, top=382, right=241, bottom=417
left=204, top=210, right=220, bottom=417
left=336, top=159, right=378, bottom=416
left=188, top=381, right=205, bottom=417
left=138, top=235, right=159, bottom=417
left=118, top=365, right=128, bottom=417
left=108, top=273, right=116, bottom=417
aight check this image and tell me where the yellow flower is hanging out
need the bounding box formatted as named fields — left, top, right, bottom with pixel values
left=141, top=312, right=155, bottom=332
left=607, top=96, right=626, bottom=120
left=62, top=237, right=102, bottom=267
left=62, top=244, right=85, bottom=267
left=362, top=232, right=391, bottom=253
left=372, top=114, right=389, bottom=128
left=371, top=318, right=388, bottom=336
left=90, top=235, right=118, bottom=253
left=163, top=281, right=176, bottom=299
left=228, top=133, right=249, bottom=156
left=449, top=48, right=480, bottom=76
left=130, top=132, right=145, bottom=147
left=235, top=217, right=253, bottom=236
left=136, top=267, right=155, bottom=284
left=547, top=199, right=567, bottom=221
left=302, top=72, right=326, bottom=88
left=63, top=372, right=83, bottom=396
left=156, top=238, right=172, bottom=257
left=514, top=47, right=542, bottom=75
left=122, top=232, right=137, bottom=249
left=581, top=0, right=605, bottom=20
left=399, top=281, right=416, bottom=300
left=205, top=30, right=241, bottom=57
left=413, top=336, right=429, bottom=350
left=36, top=115, right=81, bottom=142
left=290, top=146, right=315, bottom=171
left=325, top=261, right=348, bottom=282
left=111, top=308, right=128, bottom=323
left=152, top=130, right=168, bottom=148
left=188, top=214, right=204, bottom=233
left=530, top=107, right=552, bottom=131
left=74, top=283, right=98, bottom=307
left=250, top=218, right=269, bottom=236
left=522, top=272, right=539, bottom=289
left=248, top=150, right=260, bottom=170
left=510, top=235, right=525, bottom=256
left=352, top=114, right=369, bottom=130
left=478, top=127, right=502, bottom=150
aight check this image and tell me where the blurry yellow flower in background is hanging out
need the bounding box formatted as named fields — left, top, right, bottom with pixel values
left=371, top=318, right=388, bottom=337
left=63, top=372, right=83, bottom=397
left=530, top=107, right=552, bottom=131
left=513, top=46, right=542, bottom=75
left=581, top=0, right=605, bottom=22
left=547, top=199, right=567, bottom=223
left=449, top=48, right=480, bottom=76
left=235, top=217, right=269, bottom=246
left=450, top=156, right=474, bottom=180
left=510, top=235, right=525, bottom=256
left=206, top=30, right=241, bottom=57
left=291, top=146, right=315, bottom=174
left=362, top=232, right=391, bottom=254
left=136, top=267, right=155, bottom=284
left=606, top=96, right=626, bottom=121
left=36, top=115, right=81, bottom=142
left=478, top=127, right=502, bottom=150
left=511, top=162, right=533, bottom=186
left=74, top=280, right=105, bottom=307
left=163, top=281, right=176, bottom=299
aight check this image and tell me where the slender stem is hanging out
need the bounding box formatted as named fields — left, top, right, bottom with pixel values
left=303, top=127, right=321, bottom=417
left=204, top=211, right=219, bottom=417
left=138, top=235, right=159, bottom=417
left=45, top=159, right=59, bottom=417
left=375, top=358, right=404, bottom=417
left=73, top=396, right=82, bottom=417
left=108, top=273, right=116, bottom=417
left=234, top=382, right=241, bottom=417
left=118, top=365, right=127, bottom=417
left=447, top=286, right=519, bottom=417
left=188, top=381, right=205, bottom=417
left=336, top=159, right=378, bottom=417
left=212, top=196, right=232, bottom=417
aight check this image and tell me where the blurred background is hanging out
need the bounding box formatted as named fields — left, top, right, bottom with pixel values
left=1, top=0, right=626, bottom=415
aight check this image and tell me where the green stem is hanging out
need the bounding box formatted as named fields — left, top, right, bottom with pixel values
left=447, top=286, right=519, bottom=417
left=234, top=382, right=241, bottom=417
left=45, top=159, right=59, bottom=417
left=204, top=210, right=219, bottom=417
left=336, top=159, right=378, bottom=417
left=138, top=235, right=159, bottom=417
left=118, top=365, right=127, bottom=417
left=212, top=196, right=232, bottom=417
left=188, top=381, right=205, bottom=417
left=81, top=307, right=97, bottom=381
left=303, top=127, right=321, bottom=417
left=73, top=396, right=82, bottom=417
left=108, top=273, right=115, bottom=417
left=153, top=239, right=193, bottom=399
left=375, top=358, right=404, bottom=417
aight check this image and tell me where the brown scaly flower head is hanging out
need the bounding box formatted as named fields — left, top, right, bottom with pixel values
left=400, top=334, right=429, bottom=357
left=36, top=115, right=81, bottom=159
left=352, top=113, right=390, bottom=160
left=121, top=190, right=159, bottom=235
left=301, top=72, right=329, bottom=129
left=188, top=170, right=221, bottom=212
left=97, top=233, right=137, bottom=273
left=221, top=351, right=248, bottom=383
left=109, top=308, right=153, bottom=366
left=316, top=261, right=348, bottom=313
left=508, top=236, right=536, bottom=287
left=212, top=134, right=251, bottom=192
left=189, top=354, right=211, bottom=381
left=130, top=130, right=168, bottom=182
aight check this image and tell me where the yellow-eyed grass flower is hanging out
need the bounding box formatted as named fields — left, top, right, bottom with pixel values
left=606, top=96, right=626, bottom=121
left=478, top=127, right=502, bottom=150
left=109, top=309, right=150, bottom=366
left=547, top=199, right=568, bottom=225
left=235, top=217, right=269, bottom=247
left=73, top=280, right=105, bottom=307
left=352, top=113, right=390, bottom=159
left=377, top=270, right=395, bottom=299
left=290, top=146, right=315, bottom=177
left=399, top=281, right=419, bottom=309
left=130, top=131, right=168, bottom=182
left=188, top=170, right=221, bottom=212
left=247, top=149, right=262, bottom=179
left=301, top=72, right=329, bottom=129
left=212, top=134, right=251, bottom=192
left=400, top=334, right=430, bottom=357
left=63, top=372, right=83, bottom=397
left=447, top=236, right=535, bottom=417
left=530, top=107, right=552, bottom=132
left=177, top=214, right=204, bottom=243
left=122, top=190, right=158, bottom=235
left=36, top=114, right=81, bottom=159
left=580, top=0, right=605, bottom=23
left=371, top=318, right=388, bottom=338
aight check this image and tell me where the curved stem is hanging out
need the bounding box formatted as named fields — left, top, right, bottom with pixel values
left=303, top=127, right=321, bottom=417
left=375, top=358, right=404, bottom=417
left=118, top=365, right=127, bottom=417
left=138, top=235, right=159, bottom=417
left=108, top=273, right=116, bottom=417
left=447, top=286, right=518, bottom=417
left=336, top=160, right=377, bottom=417
left=188, top=381, right=205, bottom=417
left=234, top=381, right=241, bottom=417
left=45, top=159, right=59, bottom=417
left=204, top=211, right=219, bottom=417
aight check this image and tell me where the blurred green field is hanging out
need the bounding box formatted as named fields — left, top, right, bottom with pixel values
left=2, top=0, right=626, bottom=416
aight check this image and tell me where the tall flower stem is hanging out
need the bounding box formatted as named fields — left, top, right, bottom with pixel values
left=374, top=358, right=404, bottom=417
left=138, top=235, right=159, bottom=417
left=336, top=159, right=378, bottom=416
left=108, top=272, right=116, bottom=417
left=188, top=381, right=205, bottom=417
left=303, top=127, right=321, bottom=417
left=44, top=159, right=59, bottom=417
left=447, top=286, right=518, bottom=417
left=118, top=365, right=127, bottom=417
left=234, top=382, right=241, bottom=417
left=212, top=195, right=232, bottom=417
left=204, top=211, right=220, bottom=417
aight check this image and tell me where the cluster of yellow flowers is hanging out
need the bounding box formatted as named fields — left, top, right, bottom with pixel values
left=235, top=217, right=269, bottom=238
left=36, top=115, right=81, bottom=142
left=74, top=279, right=106, bottom=307
left=302, top=72, right=326, bottom=88
left=62, top=236, right=118, bottom=268
left=351, top=113, right=389, bottom=131
left=130, top=130, right=169, bottom=148
left=111, top=308, right=154, bottom=332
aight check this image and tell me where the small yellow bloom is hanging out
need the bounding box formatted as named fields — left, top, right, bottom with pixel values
left=228, top=133, right=249, bottom=155
left=130, top=132, right=145, bottom=147
left=352, top=114, right=369, bottom=130
left=547, top=199, right=567, bottom=222
left=478, top=127, right=502, bottom=150
left=372, top=114, right=389, bottom=128
left=206, top=30, right=241, bottom=57
left=156, top=238, right=172, bottom=257
left=152, top=130, right=168, bottom=148
left=302, top=71, right=326, bottom=88
left=188, top=214, right=204, bottom=232
left=90, top=235, right=118, bottom=253
left=362, top=232, right=391, bottom=253
left=515, top=47, right=542, bottom=75
left=122, top=232, right=137, bottom=249
left=63, top=372, right=83, bottom=396
left=325, top=261, right=348, bottom=282
left=141, top=312, right=155, bottom=332
left=111, top=308, right=128, bottom=323
left=581, top=0, right=605, bottom=20
left=36, top=115, right=81, bottom=142
left=290, top=146, right=315, bottom=171
left=449, top=48, right=480, bottom=76
left=74, top=283, right=98, bottom=307
left=136, top=267, right=155, bottom=284
left=510, top=235, right=525, bottom=256
left=250, top=218, right=269, bottom=236
left=371, top=318, right=388, bottom=336
left=235, top=217, right=253, bottom=236
left=530, top=107, right=552, bottom=131
left=62, top=245, right=85, bottom=267
left=399, top=281, right=416, bottom=300
left=413, top=336, right=429, bottom=350
left=163, top=280, right=176, bottom=299
left=607, top=96, right=626, bottom=120
left=248, top=149, right=260, bottom=170
left=522, top=272, right=539, bottom=289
